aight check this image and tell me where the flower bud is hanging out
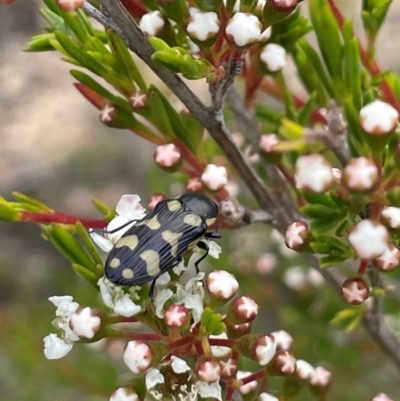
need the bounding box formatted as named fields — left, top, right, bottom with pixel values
left=381, top=206, right=400, bottom=229
left=226, top=322, right=252, bottom=338
left=309, top=366, right=332, bottom=397
left=371, top=394, right=395, bottom=401
left=226, top=296, right=259, bottom=325
left=139, top=11, right=165, bottom=36
left=342, top=157, right=378, bottom=192
left=195, top=356, right=222, bottom=383
left=225, top=13, right=262, bottom=47
left=374, top=244, right=400, bottom=272
left=163, top=304, right=189, bottom=328
left=147, top=193, right=167, bottom=211
left=237, top=371, right=258, bottom=394
left=186, top=12, right=220, bottom=44
left=186, top=177, right=203, bottom=192
left=268, top=350, right=297, bottom=376
left=271, top=330, right=293, bottom=350
left=123, top=340, right=154, bottom=373
left=219, top=198, right=246, bottom=225
left=201, top=164, right=228, bottom=191
left=295, top=154, right=333, bottom=193
left=252, top=335, right=277, bottom=366
left=206, top=270, right=239, bottom=304
left=129, top=90, right=148, bottom=108
left=341, top=277, right=370, bottom=305
left=348, top=220, right=389, bottom=260
left=154, top=143, right=182, bottom=171
left=69, top=307, right=102, bottom=339
left=262, top=0, right=300, bottom=26
left=285, top=221, right=312, bottom=252
left=259, top=134, right=282, bottom=163
left=359, top=100, right=399, bottom=136
left=295, top=359, right=315, bottom=381
left=219, top=357, right=238, bottom=379
left=260, top=44, right=287, bottom=72
left=57, top=0, right=84, bottom=11
left=110, top=386, right=140, bottom=401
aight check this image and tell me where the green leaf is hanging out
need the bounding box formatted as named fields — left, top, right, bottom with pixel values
left=300, top=204, right=340, bottom=219
left=302, top=192, right=339, bottom=208
left=298, top=92, right=317, bottom=125
left=309, top=217, right=339, bottom=234
left=40, top=7, right=67, bottom=32
left=12, top=192, right=52, bottom=212
left=319, top=254, right=349, bottom=268
left=59, top=9, right=88, bottom=42
left=147, top=88, right=175, bottom=138
left=156, top=0, right=187, bottom=24
left=55, top=31, right=109, bottom=76
left=331, top=306, right=364, bottom=331
left=75, top=222, right=104, bottom=267
left=72, top=263, right=100, bottom=286
left=195, top=0, right=223, bottom=12
left=25, top=33, right=56, bottom=52
left=362, top=0, right=391, bottom=37
left=42, top=0, right=60, bottom=14
left=308, top=0, right=343, bottom=84
left=0, top=203, right=20, bottom=221
left=92, top=199, right=116, bottom=221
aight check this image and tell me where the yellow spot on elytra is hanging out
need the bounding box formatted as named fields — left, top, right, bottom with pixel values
left=162, top=230, right=183, bottom=257
left=139, top=250, right=161, bottom=277
left=122, top=268, right=134, bottom=279
left=115, top=235, right=139, bottom=250
left=167, top=200, right=181, bottom=212
left=109, top=258, right=121, bottom=268
left=206, top=217, right=216, bottom=226
left=184, top=214, right=202, bottom=227
left=143, top=215, right=161, bottom=230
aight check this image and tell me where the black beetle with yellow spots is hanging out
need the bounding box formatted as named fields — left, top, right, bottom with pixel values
left=105, top=193, right=220, bottom=297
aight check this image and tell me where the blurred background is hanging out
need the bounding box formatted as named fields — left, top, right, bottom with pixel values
left=1, top=1, right=400, bottom=400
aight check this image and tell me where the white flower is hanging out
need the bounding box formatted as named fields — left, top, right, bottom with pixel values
left=110, top=387, right=139, bottom=401
left=382, top=207, right=400, bottom=229
left=187, top=12, right=220, bottom=41
left=49, top=295, right=80, bottom=342
left=260, top=43, right=287, bottom=71
left=349, top=220, right=389, bottom=260
left=296, top=359, right=315, bottom=380
left=171, top=356, right=191, bottom=374
left=145, top=368, right=165, bottom=389
left=210, top=333, right=231, bottom=357
left=154, top=288, right=174, bottom=319
left=206, top=270, right=238, bottom=300
left=200, top=239, right=222, bottom=259
left=225, top=13, right=262, bottom=47
left=43, top=333, right=74, bottom=359
left=139, top=11, right=165, bottom=36
left=196, top=380, right=222, bottom=401
left=295, top=154, right=333, bottom=193
left=90, top=194, right=146, bottom=252
left=69, top=307, right=101, bottom=339
left=98, top=277, right=141, bottom=317
left=359, top=100, right=399, bottom=135
left=123, top=341, right=153, bottom=373
left=259, top=27, right=272, bottom=42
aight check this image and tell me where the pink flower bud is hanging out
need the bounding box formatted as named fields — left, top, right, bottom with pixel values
left=123, top=341, right=153, bottom=373
left=296, top=359, right=315, bottom=381
left=207, top=270, right=239, bottom=300
left=285, top=221, right=310, bottom=251
left=196, top=357, right=222, bottom=383
left=309, top=366, right=332, bottom=388
left=57, top=0, right=84, bottom=11
left=270, top=350, right=297, bottom=376
left=342, top=157, right=378, bottom=192
left=371, top=393, right=394, bottom=401
left=359, top=100, right=399, bottom=135
left=271, top=330, right=293, bottom=350
left=185, top=177, right=203, bottom=192
left=225, top=13, right=262, bottom=47
left=154, top=143, right=182, bottom=169
left=163, top=305, right=189, bottom=328
left=237, top=371, right=258, bottom=394
left=69, top=307, right=102, bottom=339
left=110, top=386, right=140, bottom=401
left=147, top=193, right=166, bottom=211
left=256, top=253, right=277, bottom=274
left=219, top=357, right=238, bottom=379
left=381, top=206, right=400, bottom=229
left=341, top=277, right=369, bottom=305
left=260, top=43, right=287, bottom=72
left=187, top=12, right=220, bottom=42
left=100, top=104, right=116, bottom=124
left=130, top=91, right=148, bottom=108
left=139, top=11, right=164, bottom=36
left=374, top=244, right=400, bottom=272
left=254, top=335, right=277, bottom=365
left=228, top=296, right=259, bottom=324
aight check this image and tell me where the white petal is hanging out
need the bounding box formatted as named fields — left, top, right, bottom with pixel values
left=171, top=356, right=191, bottom=374
left=145, top=368, right=165, bottom=389
left=44, top=334, right=73, bottom=359
left=201, top=240, right=221, bottom=259
left=115, top=194, right=146, bottom=220
left=155, top=271, right=171, bottom=286
left=154, top=288, right=174, bottom=319
left=90, top=231, right=114, bottom=252
left=196, top=380, right=222, bottom=401
left=113, top=294, right=141, bottom=317
left=98, top=277, right=116, bottom=308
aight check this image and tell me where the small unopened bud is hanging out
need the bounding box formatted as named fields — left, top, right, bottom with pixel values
left=332, top=168, right=342, bottom=183
left=225, top=13, right=262, bottom=47
left=187, top=12, right=220, bottom=42
left=139, top=11, right=165, bottom=36
left=163, top=305, right=189, bottom=328
left=123, top=341, right=154, bottom=373
left=237, top=371, right=258, bottom=394
left=253, top=335, right=277, bottom=366
left=130, top=90, right=148, bottom=108
left=381, top=206, right=400, bottom=229
left=260, top=43, right=287, bottom=72
left=256, top=253, right=277, bottom=274
left=342, top=157, right=378, bottom=192
left=57, top=0, right=84, bottom=11
left=259, top=393, right=279, bottom=401
left=207, top=270, right=239, bottom=301
left=154, top=143, right=182, bottom=170
left=371, top=393, right=395, bottom=401
left=110, top=386, right=140, bottom=401
left=271, top=330, right=293, bottom=350
left=186, top=177, right=203, bottom=192
left=201, top=164, right=228, bottom=191
left=295, top=154, right=333, bottom=193
left=196, top=356, right=221, bottom=383
left=295, top=359, right=315, bottom=381
left=219, top=198, right=246, bottom=225
left=341, top=277, right=370, bottom=305
left=219, top=357, right=238, bottom=379
left=227, top=296, right=259, bottom=324
left=259, top=134, right=279, bottom=153
left=359, top=100, right=399, bottom=135
left=310, top=366, right=332, bottom=388
left=374, top=244, right=400, bottom=272
left=285, top=221, right=311, bottom=251
left=148, top=193, right=166, bottom=211
left=269, top=350, right=297, bottom=376
left=100, top=104, right=116, bottom=124
left=348, top=220, right=389, bottom=260
left=69, top=307, right=102, bottom=339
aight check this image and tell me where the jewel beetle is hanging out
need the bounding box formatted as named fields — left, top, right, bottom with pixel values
left=104, top=192, right=220, bottom=296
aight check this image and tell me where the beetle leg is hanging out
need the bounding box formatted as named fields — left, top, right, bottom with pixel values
left=194, top=240, right=210, bottom=274
left=205, top=231, right=221, bottom=239
left=90, top=219, right=137, bottom=235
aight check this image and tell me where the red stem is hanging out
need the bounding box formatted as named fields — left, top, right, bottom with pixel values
left=20, top=211, right=106, bottom=229
left=357, top=259, right=369, bottom=275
